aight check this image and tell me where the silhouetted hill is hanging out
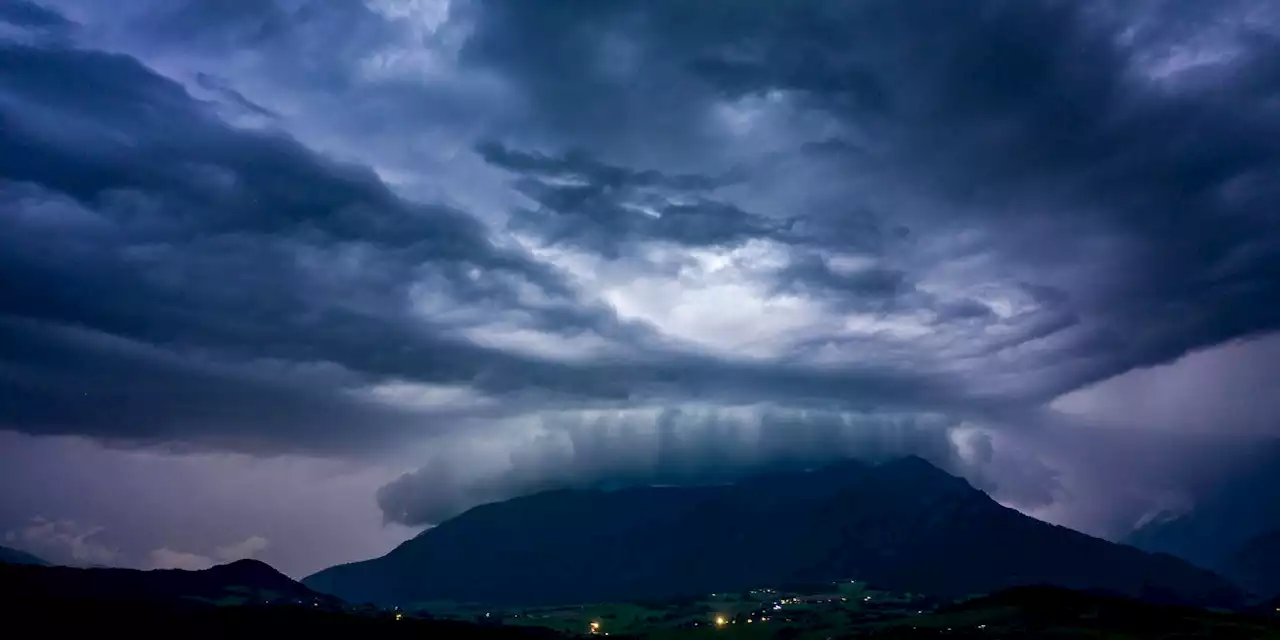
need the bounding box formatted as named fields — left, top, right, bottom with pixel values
left=305, top=457, right=1241, bottom=608
left=0, top=544, right=48, bottom=566
left=1225, top=529, right=1280, bottom=598
left=0, top=558, right=336, bottom=606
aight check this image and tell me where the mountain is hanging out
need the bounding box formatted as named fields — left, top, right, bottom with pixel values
left=0, top=558, right=338, bottom=607
left=1125, top=443, right=1280, bottom=573
left=0, top=544, right=48, bottom=566
left=1224, top=529, right=1280, bottom=598
left=305, top=457, right=1241, bottom=608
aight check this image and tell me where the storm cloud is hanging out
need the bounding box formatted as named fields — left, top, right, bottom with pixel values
left=2, top=0, right=1279, bottom=570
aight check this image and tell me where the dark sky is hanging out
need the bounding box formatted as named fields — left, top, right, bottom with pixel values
left=2, top=0, right=1279, bottom=577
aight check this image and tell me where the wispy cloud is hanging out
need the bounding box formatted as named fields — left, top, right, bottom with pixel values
left=5, top=516, right=120, bottom=566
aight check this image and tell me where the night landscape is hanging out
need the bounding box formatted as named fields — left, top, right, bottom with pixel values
left=3, top=0, right=1280, bottom=638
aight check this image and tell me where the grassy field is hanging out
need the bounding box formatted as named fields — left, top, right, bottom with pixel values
left=409, top=580, right=938, bottom=637
left=407, top=582, right=1280, bottom=639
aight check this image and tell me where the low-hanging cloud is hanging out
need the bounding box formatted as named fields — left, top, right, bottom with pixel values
left=376, top=404, right=1064, bottom=527
left=4, top=516, right=120, bottom=567
left=146, top=534, right=269, bottom=570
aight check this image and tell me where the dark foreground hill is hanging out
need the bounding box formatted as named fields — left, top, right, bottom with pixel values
left=0, top=557, right=336, bottom=606
left=2, top=593, right=560, bottom=640
left=0, top=561, right=560, bottom=639
left=0, top=544, right=47, bottom=566
left=305, top=457, right=1241, bottom=607
left=866, top=586, right=1280, bottom=639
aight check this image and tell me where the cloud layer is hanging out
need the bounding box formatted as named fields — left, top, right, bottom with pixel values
left=2, top=0, right=1279, bottom=554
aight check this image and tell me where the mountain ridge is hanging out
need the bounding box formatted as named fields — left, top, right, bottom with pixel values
left=306, top=457, right=1240, bottom=608
left=0, top=544, right=49, bottom=566
left=1, top=556, right=338, bottom=607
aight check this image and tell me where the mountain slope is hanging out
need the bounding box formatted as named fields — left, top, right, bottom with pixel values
left=305, top=457, right=1240, bottom=607
left=1, top=558, right=338, bottom=607
left=1224, top=529, right=1280, bottom=598
left=1125, top=443, right=1280, bottom=573
left=0, top=544, right=49, bottom=566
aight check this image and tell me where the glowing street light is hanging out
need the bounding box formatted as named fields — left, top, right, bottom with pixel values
left=714, top=615, right=727, bottom=627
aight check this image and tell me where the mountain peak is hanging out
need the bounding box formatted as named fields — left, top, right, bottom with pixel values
left=215, top=558, right=275, bottom=571
left=306, top=453, right=1240, bottom=608
left=874, top=455, right=973, bottom=494
left=204, top=558, right=291, bottom=583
